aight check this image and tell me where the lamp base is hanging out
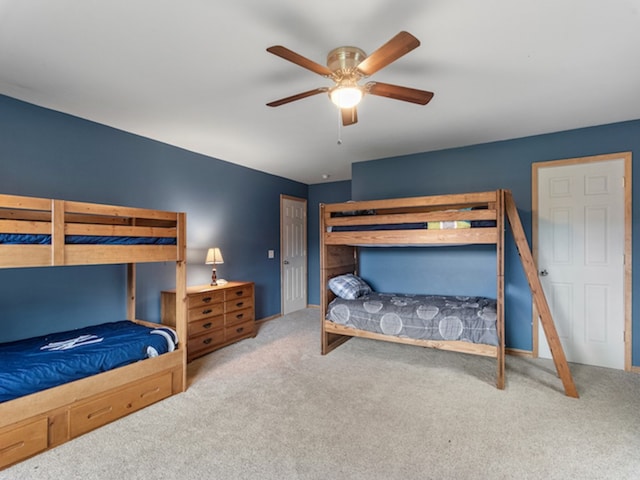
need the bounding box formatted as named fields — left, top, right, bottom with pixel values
left=210, top=268, right=217, bottom=286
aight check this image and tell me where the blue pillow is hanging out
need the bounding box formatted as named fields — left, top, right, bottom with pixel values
left=328, top=274, right=372, bottom=300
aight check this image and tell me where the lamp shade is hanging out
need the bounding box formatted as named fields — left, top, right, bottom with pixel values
left=205, top=247, right=224, bottom=265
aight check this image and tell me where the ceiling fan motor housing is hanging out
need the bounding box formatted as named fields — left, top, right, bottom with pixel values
left=326, top=46, right=367, bottom=75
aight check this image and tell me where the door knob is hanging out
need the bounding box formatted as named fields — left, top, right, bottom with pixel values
left=283, top=260, right=290, bottom=265
left=540, top=269, right=549, bottom=276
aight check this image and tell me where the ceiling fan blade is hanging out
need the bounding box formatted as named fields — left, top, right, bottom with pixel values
left=266, top=45, right=334, bottom=77
left=367, top=82, right=434, bottom=105
left=341, top=107, right=358, bottom=126
left=266, top=87, right=328, bottom=107
left=356, top=31, right=420, bottom=77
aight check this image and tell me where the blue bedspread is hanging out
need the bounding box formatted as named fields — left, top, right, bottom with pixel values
left=0, top=234, right=176, bottom=245
left=0, top=321, right=178, bottom=403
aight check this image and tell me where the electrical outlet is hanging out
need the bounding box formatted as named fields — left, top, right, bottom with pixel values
left=268, top=250, right=274, bottom=259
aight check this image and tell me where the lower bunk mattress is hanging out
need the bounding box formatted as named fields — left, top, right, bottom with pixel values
left=326, top=292, right=498, bottom=346
left=0, top=320, right=178, bottom=403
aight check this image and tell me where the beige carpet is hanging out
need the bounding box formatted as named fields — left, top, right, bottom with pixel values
left=3, top=309, right=640, bottom=480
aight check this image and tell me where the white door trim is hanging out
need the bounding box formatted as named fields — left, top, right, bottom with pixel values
left=532, top=151, right=632, bottom=370
left=280, top=195, right=307, bottom=314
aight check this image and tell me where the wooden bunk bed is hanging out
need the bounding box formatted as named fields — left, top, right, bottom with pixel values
left=320, top=189, right=578, bottom=397
left=0, top=193, right=187, bottom=469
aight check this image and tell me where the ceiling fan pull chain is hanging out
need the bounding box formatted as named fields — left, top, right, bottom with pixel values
left=337, top=108, right=343, bottom=145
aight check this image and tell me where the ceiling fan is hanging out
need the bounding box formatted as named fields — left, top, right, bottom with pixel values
left=266, top=31, right=434, bottom=126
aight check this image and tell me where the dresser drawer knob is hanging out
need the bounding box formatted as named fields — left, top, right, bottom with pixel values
left=236, top=302, right=244, bottom=308
left=203, top=322, right=212, bottom=329
left=202, top=297, right=212, bottom=303
left=203, top=338, right=212, bottom=345
left=202, top=309, right=213, bottom=315
left=236, top=327, right=244, bottom=334
left=235, top=290, right=243, bottom=296
left=236, top=313, right=244, bottom=320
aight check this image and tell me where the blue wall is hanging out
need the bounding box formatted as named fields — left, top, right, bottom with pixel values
left=0, top=95, right=307, bottom=342
left=307, top=180, right=352, bottom=306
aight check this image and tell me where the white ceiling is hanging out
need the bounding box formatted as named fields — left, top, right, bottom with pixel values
left=1, top=1, right=640, bottom=185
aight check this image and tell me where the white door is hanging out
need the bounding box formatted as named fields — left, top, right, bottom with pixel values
left=536, top=157, right=626, bottom=369
left=281, top=196, right=307, bottom=314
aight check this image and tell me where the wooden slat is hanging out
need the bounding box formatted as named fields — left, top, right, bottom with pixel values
left=0, top=194, right=51, bottom=211
left=63, top=200, right=177, bottom=221
left=324, top=228, right=498, bottom=245
left=0, top=219, right=50, bottom=234
left=65, top=223, right=177, bottom=238
left=0, top=245, right=50, bottom=267
left=504, top=191, right=578, bottom=398
left=323, top=191, right=498, bottom=213
left=64, top=245, right=178, bottom=265
left=325, top=322, right=499, bottom=357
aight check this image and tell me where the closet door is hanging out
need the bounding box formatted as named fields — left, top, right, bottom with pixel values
left=534, top=154, right=629, bottom=369
left=281, top=195, right=307, bottom=314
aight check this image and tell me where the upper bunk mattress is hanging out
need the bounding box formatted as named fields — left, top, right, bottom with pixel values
left=0, top=234, right=176, bottom=245
left=327, top=292, right=498, bottom=346
left=327, top=220, right=496, bottom=232
left=0, top=320, right=178, bottom=403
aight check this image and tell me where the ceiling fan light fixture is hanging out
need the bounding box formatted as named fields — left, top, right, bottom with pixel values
left=329, top=86, right=363, bottom=109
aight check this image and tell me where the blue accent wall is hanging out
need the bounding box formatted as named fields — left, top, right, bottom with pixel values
left=0, top=94, right=307, bottom=342
left=350, top=120, right=640, bottom=365
left=307, top=181, right=352, bottom=306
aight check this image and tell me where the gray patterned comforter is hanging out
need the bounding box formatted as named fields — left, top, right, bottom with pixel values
left=327, top=292, right=498, bottom=346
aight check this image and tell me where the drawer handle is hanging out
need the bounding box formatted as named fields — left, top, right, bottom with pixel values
left=235, top=290, right=244, bottom=296
left=88, top=406, right=113, bottom=420
left=202, top=309, right=213, bottom=315
left=202, top=296, right=212, bottom=303
left=236, top=327, right=244, bottom=334
left=203, top=322, right=212, bottom=329
left=0, top=440, right=25, bottom=455
left=236, top=302, right=244, bottom=308
left=141, top=387, right=161, bottom=399
left=235, top=313, right=244, bottom=320
left=203, top=338, right=212, bottom=345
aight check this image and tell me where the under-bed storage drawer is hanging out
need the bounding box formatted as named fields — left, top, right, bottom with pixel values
left=0, top=417, right=48, bottom=469
left=69, top=373, right=172, bottom=438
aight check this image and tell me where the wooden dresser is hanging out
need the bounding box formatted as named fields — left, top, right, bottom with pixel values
left=161, top=281, right=255, bottom=362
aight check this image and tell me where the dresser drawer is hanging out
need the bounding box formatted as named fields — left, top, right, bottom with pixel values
left=70, top=373, right=172, bottom=438
left=187, top=329, right=225, bottom=355
left=187, top=290, right=224, bottom=309
left=188, top=303, right=224, bottom=323
left=225, top=319, right=254, bottom=342
left=226, top=285, right=253, bottom=302
left=0, top=417, right=48, bottom=469
left=225, top=295, right=253, bottom=314
left=188, top=315, right=225, bottom=336
left=225, top=306, right=254, bottom=326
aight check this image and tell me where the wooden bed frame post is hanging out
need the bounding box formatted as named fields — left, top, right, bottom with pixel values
left=496, top=190, right=506, bottom=389
left=504, top=191, right=578, bottom=398
left=127, top=263, right=136, bottom=320
left=320, top=203, right=356, bottom=354
left=175, top=212, right=188, bottom=391
left=51, top=200, right=65, bottom=265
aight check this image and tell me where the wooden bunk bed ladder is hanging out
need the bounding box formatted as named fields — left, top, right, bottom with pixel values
left=504, top=191, right=579, bottom=398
